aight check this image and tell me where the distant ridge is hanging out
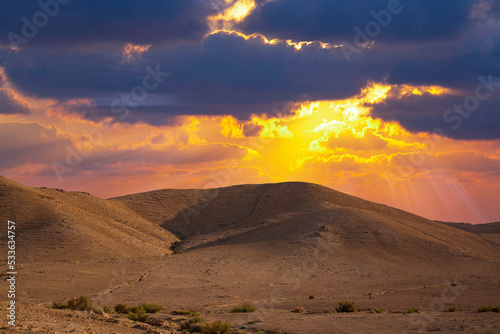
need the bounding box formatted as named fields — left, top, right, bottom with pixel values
left=437, top=221, right=500, bottom=234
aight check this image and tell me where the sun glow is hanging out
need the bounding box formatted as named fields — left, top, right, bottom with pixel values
left=208, top=29, right=342, bottom=51
left=0, top=67, right=497, bottom=223
left=208, top=0, right=257, bottom=30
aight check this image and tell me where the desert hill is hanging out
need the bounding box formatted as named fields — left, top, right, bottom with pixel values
left=0, top=175, right=178, bottom=262
left=0, top=176, right=499, bottom=333
left=113, top=182, right=499, bottom=261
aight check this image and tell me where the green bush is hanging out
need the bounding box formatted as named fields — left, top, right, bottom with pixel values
left=200, top=320, right=232, bottom=334
left=126, top=309, right=149, bottom=323
left=129, top=305, right=144, bottom=313
left=67, top=296, right=92, bottom=311
left=478, top=305, right=492, bottom=312
left=51, top=301, right=68, bottom=309
left=309, top=294, right=315, bottom=299
left=407, top=308, right=419, bottom=314
left=336, top=301, right=357, bottom=313
left=92, top=307, right=104, bottom=315
left=142, top=303, right=163, bottom=314
left=480, top=305, right=491, bottom=312
left=370, top=308, right=383, bottom=313
left=230, top=302, right=257, bottom=313
left=114, top=303, right=129, bottom=314
left=102, top=305, right=111, bottom=313
left=180, top=315, right=204, bottom=331
left=448, top=306, right=456, bottom=312
left=492, top=306, right=500, bottom=313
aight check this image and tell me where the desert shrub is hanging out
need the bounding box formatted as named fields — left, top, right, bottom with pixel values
left=142, top=303, right=163, bottom=314
left=114, top=303, right=129, bottom=314
left=180, top=315, right=204, bottom=330
left=336, top=301, right=357, bottom=313
left=478, top=305, right=492, bottom=312
left=126, top=309, right=149, bottom=323
left=492, top=306, right=500, bottom=313
left=171, top=309, right=199, bottom=316
left=448, top=306, right=456, bottom=312
left=370, top=308, right=383, bottom=313
left=200, top=320, right=232, bottom=334
left=51, top=301, right=68, bottom=309
left=407, top=308, right=419, bottom=314
left=129, top=305, right=144, bottom=313
left=292, top=307, right=306, bottom=313
left=255, top=331, right=266, bottom=334
left=309, top=294, right=315, bottom=299
left=67, top=296, right=92, bottom=311
left=230, top=302, right=256, bottom=313
left=102, top=305, right=111, bottom=313
left=451, top=283, right=458, bottom=286
left=92, top=307, right=104, bottom=314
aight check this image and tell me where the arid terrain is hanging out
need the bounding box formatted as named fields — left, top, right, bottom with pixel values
left=0, top=175, right=499, bottom=333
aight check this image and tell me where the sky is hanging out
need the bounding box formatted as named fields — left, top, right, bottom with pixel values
left=0, top=0, right=499, bottom=224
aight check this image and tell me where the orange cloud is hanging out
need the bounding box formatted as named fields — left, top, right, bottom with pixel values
left=121, top=43, right=152, bottom=63
left=1, top=72, right=499, bottom=223
left=220, top=116, right=245, bottom=138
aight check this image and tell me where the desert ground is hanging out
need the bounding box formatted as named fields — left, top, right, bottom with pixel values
left=0, top=175, right=499, bottom=333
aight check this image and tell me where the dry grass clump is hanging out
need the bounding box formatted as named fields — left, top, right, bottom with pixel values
left=477, top=305, right=499, bottom=313
left=51, top=296, right=93, bottom=311
left=230, top=302, right=257, bottom=313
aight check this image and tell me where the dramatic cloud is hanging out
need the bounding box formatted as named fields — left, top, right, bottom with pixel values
left=0, top=0, right=213, bottom=48
left=0, top=67, right=31, bottom=114
left=0, top=0, right=499, bottom=223
left=238, top=0, right=482, bottom=43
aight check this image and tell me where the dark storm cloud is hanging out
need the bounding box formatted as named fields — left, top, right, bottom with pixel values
left=0, top=0, right=213, bottom=48
left=238, top=0, right=477, bottom=44
left=370, top=87, right=500, bottom=140
left=1, top=32, right=388, bottom=121
left=0, top=0, right=498, bottom=139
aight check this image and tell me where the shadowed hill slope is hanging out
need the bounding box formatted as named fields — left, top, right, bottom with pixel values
left=113, top=182, right=499, bottom=262
left=0, top=176, right=178, bottom=262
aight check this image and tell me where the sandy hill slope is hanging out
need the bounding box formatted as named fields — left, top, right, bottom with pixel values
left=1, top=177, right=499, bottom=334
left=0, top=175, right=178, bottom=263
left=113, top=182, right=499, bottom=262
